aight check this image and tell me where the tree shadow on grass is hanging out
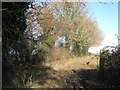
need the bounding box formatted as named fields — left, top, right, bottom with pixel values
left=64, top=69, right=106, bottom=89
left=29, top=64, right=54, bottom=88
left=32, top=67, right=70, bottom=88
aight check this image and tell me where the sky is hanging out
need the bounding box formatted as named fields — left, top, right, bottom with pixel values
left=87, top=2, right=118, bottom=53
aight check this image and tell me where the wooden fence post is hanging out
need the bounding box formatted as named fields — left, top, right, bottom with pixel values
left=98, top=51, right=105, bottom=80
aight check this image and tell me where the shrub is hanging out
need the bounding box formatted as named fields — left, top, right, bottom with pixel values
left=99, top=46, right=120, bottom=87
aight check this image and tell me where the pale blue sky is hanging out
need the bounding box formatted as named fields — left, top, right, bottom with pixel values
left=88, top=2, right=118, bottom=53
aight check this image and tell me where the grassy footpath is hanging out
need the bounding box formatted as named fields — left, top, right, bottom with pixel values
left=30, top=55, right=103, bottom=88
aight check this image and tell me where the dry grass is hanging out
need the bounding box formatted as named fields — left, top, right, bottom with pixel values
left=31, top=55, right=99, bottom=88
left=46, top=47, right=71, bottom=62
left=46, top=55, right=99, bottom=71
